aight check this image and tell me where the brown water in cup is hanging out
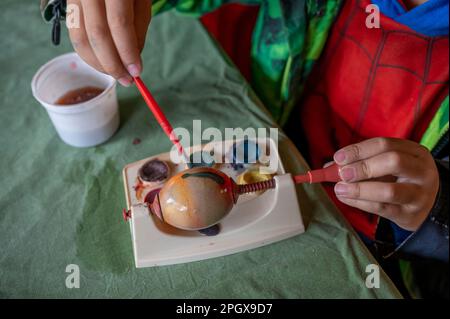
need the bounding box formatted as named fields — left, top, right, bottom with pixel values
left=55, top=86, right=104, bottom=106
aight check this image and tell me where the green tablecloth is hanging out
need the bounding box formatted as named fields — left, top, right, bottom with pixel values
left=0, top=1, right=401, bottom=298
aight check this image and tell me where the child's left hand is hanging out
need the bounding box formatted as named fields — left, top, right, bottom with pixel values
left=332, top=137, right=440, bottom=231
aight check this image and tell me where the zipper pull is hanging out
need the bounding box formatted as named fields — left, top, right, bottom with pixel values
left=51, top=2, right=62, bottom=45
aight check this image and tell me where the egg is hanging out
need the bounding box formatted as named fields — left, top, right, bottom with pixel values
left=150, top=167, right=237, bottom=230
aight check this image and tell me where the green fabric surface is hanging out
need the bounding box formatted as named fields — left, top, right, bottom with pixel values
left=0, top=1, right=401, bottom=298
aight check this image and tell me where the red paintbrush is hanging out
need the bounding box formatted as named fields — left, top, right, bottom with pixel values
left=134, top=76, right=188, bottom=163
left=238, top=163, right=342, bottom=194
left=293, top=162, right=341, bottom=184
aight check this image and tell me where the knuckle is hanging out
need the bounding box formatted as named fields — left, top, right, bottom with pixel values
left=108, top=14, right=132, bottom=29
left=387, top=152, right=403, bottom=168
left=360, top=160, right=372, bottom=179
left=384, top=184, right=398, bottom=202
left=349, top=144, right=362, bottom=161
left=104, top=65, right=126, bottom=78
left=88, top=25, right=108, bottom=42
left=376, top=137, right=391, bottom=152
left=350, top=184, right=361, bottom=198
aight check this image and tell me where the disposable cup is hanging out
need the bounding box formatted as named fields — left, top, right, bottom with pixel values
left=31, top=52, right=119, bottom=147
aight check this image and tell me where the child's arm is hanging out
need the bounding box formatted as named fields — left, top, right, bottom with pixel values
left=332, top=137, right=449, bottom=262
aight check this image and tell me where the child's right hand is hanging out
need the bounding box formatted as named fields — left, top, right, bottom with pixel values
left=67, top=0, right=152, bottom=86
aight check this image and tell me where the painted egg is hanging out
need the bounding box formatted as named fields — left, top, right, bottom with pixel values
left=189, top=151, right=215, bottom=168
left=154, top=167, right=236, bottom=230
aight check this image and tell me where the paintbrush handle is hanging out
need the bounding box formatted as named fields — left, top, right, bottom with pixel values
left=236, top=163, right=341, bottom=195
left=134, top=77, right=185, bottom=156
left=293, top=163, right=341, bottom=184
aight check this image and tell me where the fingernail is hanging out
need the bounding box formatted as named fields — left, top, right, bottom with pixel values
left=334, top=151, right=346, bottom=164
left=118, top=76, right=132, bottom=87
left=339, top=167, right=355, bottom=182
left=127, top=64, right=140, bottom=77
left=334, top=183, right=349, bottom=196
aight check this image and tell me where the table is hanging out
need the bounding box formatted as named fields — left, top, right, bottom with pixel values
left=0, top=1, right=401, bottom=298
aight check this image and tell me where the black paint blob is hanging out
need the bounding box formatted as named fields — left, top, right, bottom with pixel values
left=138, top=159, right=169, bottom=183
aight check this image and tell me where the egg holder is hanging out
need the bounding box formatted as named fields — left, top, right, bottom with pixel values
left=122, top=138, right=305, bottom=267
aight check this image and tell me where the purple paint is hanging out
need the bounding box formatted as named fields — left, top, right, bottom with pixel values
left=198, top=224, right=220, bottom=236
left=139, top=159, right=169, bottom=183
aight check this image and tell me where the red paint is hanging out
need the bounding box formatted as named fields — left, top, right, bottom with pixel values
left=122, top=208, right=131, bottom=221
left=55, top=86, right=103, bottom=105
left=144, top=188, right=162, bottom=204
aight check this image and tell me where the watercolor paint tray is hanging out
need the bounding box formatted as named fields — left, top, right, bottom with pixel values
left=122, top=138, right=305, bottom=267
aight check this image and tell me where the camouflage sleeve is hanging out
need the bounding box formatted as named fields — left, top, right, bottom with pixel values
left=152, top=0, right=260, bottom=16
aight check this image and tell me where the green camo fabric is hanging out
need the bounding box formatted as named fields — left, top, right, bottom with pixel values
left=420, top=96, right=449, bottom=151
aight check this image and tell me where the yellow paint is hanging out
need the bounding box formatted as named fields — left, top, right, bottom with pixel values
left=237, top=169, right=273, bottom=185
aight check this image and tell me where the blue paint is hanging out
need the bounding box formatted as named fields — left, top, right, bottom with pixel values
left=232, top=140, right=260, bottom=164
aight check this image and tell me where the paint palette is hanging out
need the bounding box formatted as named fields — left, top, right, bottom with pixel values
left=122, top=138, right=305, bottom=267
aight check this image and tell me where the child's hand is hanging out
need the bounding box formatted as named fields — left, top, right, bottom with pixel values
left=332, top=137, right=439, bottom=231
left=67, top=0, right=152, bottom=86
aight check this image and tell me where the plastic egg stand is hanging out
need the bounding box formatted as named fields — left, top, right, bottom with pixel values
left=122, top=138, right=305, bottom=267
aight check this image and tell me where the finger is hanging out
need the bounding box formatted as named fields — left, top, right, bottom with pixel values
left=105, top=0, right=142, bottom=77
left=338, top=151, right=423, bottom=182
left=334, top=137, right=429, bottom=165
left=134, top=0, right=152, bottom=52
left=81, top=0, right=132, bottom=86
left=67, top=0, right=104, bottom=72
left=334, top=182, right=421, bottom=205
left=336, top=196, right=402, bottom=220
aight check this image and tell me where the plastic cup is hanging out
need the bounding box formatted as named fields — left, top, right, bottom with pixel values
left=31, top=52, right=119, bottom=147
